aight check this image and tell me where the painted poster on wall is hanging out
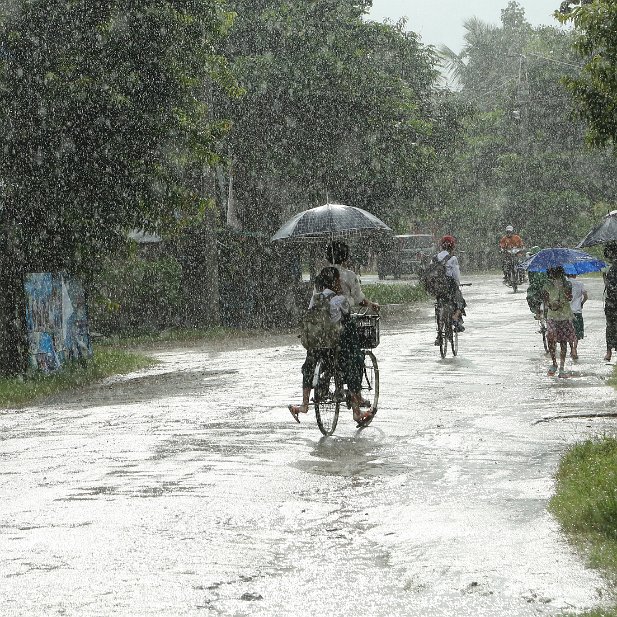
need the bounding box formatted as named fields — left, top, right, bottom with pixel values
left=24, top=273, right=93, bottom=372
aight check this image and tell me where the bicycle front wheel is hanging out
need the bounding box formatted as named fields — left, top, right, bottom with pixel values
left=357, top=351, right=379, bottom=428
left=314, top=360, right=341, bottom=436
left=541, top=322, right=549, bottom=353
left=510, top=265, right=518, bottom=293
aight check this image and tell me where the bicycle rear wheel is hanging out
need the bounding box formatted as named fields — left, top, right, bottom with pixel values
left=357, top=351, right=379, bottom=428
left=314, top=359, right=341, bottom=436
left=444, top=311, right=458, bottom=356
left=436, top=306, right=448, bottom=358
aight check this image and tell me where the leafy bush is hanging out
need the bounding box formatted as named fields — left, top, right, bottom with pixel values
left=90, top=255, right=183, bottom=335
left=550, top=437, right=617, bottom=585
left=362, top=282, right=429, bottom=305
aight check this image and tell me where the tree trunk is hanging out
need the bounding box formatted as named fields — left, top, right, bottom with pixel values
left=0, top=248, right=28, bottom=377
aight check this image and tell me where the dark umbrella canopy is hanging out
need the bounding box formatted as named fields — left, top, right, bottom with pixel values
left=577, top=210, right=617, bottom=247
left=271, top=203, right=392, bottom=242
left=519, top=247, right=606, bottom=274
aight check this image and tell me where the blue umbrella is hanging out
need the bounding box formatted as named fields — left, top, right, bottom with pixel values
left=519, top=247, right=606, bottom=274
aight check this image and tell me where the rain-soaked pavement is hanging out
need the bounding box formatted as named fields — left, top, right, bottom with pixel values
left=2, top=274, right=616, bottom=616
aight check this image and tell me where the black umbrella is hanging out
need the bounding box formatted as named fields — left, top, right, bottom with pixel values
left=271, top=203, right=392, bottom=242
left=577, top=210, right=617, bottom=247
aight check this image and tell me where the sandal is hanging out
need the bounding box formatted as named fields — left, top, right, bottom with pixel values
left=547, top=365, right=558, bottom=376
left=353, top=408, right=374, bottom=426
left=288, top=404, right=307, bottom=423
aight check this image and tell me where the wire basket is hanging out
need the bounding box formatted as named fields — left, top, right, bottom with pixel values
left=354, top=314, right=380, bottom=349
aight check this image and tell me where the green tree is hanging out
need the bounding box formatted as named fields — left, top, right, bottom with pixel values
left=217, top=1, right=440, bottom=233
left=557, top=0, right=617, bottom=147
left=431, top=2, right=617, bottom=258
left=0, top=0, right=234, bottom=375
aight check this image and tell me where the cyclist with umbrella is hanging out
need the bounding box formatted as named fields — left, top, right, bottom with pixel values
left=326, top=240, right=379, bottom=424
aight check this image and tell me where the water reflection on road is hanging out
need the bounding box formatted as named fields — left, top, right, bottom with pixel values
left=1, top=274, right=615, bottom=616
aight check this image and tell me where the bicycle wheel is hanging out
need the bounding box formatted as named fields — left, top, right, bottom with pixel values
left=357, top=351, right=379, bottom=428
left=450, top=319, right=458, bottom=356
left=541, top=321, right=549, bottom=353
left=510, top=264, right=518, bottom=293
left=444, top=311, right=458, bottom=356
left=437, top=307, right=448, bottom=358
left=314, top=359, right=341, bottom=436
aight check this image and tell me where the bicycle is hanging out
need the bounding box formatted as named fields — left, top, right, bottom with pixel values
left=434, top=296, right=457, bottom=358
left=537, top=301, right=549, bottom=353
left=312, top=313, right=380, bottom=436
left=503, top=248, right=526, bottom=293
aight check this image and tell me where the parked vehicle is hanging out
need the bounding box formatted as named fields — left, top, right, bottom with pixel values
left=376, top=234, right=436, bottom=279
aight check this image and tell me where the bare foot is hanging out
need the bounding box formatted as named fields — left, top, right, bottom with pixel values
left=353, top=408, right=374, bottom=424
left=604, top=353, right=612, bottom=362
left=288, top=404, right=308, bottom=423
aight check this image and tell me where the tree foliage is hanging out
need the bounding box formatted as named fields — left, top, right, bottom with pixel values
left=430, top=1, right=617, bottom=251
left=0, top=0, right=235, bottom=275
left=0, top=0, right=235, bottom=375
left=217, top=0, right=441, bottom=232
left=557, top=0, right=617, bottom=148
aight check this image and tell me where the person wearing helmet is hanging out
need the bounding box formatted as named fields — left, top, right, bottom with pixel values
left=435, top=235, right=466, bottom=332
left=499, top=225, right=525, bottom=280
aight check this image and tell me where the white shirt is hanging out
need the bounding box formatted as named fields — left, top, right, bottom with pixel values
left=436, top=250, right=461, bottom=285
left=328, top=264, right=366, bottom=305
left=308, top=288, right=350, bottom=323
left=569, top=278, right=587, bottom=313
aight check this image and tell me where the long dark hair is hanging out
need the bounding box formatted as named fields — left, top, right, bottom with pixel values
left=326, top=241, right=349, bottom=265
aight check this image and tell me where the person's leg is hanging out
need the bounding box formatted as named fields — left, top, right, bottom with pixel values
left=605, top=314, right=615, bottom=361
left=559, top=342, right=567, bottom=372
left=571, top=340, right=578, bottom=359
left=290, top=351, right=317, bottom=420
left=547, top=323, right=558, bottom=374
left=548, top=340, right=557, bottom=373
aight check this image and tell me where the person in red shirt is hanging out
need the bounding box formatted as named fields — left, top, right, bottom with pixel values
left=499, top=225, right=524, bottom=279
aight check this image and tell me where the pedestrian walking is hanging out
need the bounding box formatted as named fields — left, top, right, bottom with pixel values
left=567, top=273, right=588, bottom=360
left=603, top=243, right=617, bottom=362
left=543, top=266, right=575, bottom=377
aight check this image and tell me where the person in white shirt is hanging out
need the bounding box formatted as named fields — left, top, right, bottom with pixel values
left=326, top=241, right=378, bottom=424
left=567, top=273, right=588, bottom=360
left=435, top=235, right=466, bottom=330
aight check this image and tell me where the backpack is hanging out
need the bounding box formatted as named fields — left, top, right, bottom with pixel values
left=299, top=293, right=341, bottom=350
left=420, top=254, right=451, bottom=297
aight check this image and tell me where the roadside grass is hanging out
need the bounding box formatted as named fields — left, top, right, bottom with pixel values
left=0, top=347, right=156, bottom=409
left=608, top=365, right=617, bottom=389
left=95, top=326, right=234, bottom=347
left=362, top=282, right=429, bottom=305
left=549, top=437, right=617, bottom=615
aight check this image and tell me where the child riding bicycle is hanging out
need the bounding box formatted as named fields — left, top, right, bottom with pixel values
left=288, top=265, right=374, bottom=424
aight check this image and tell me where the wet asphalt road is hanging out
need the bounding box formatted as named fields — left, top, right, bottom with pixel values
left=1, top=274, right=616, bottom=616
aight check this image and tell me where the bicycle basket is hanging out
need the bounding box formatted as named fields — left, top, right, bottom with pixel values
left=355, top=314, right=380, bottom=349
